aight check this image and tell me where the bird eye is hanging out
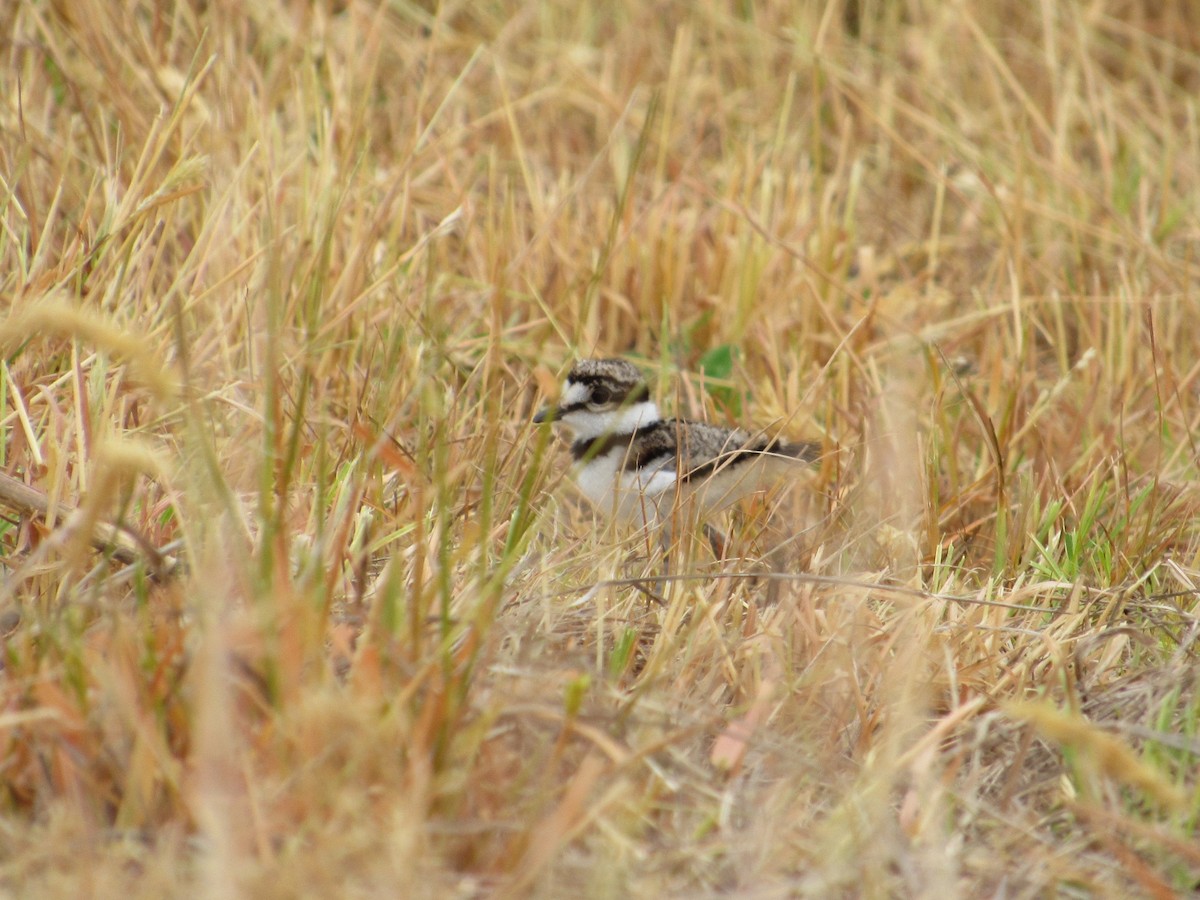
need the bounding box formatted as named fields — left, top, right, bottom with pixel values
left=590, top=386, right=612, bottom=404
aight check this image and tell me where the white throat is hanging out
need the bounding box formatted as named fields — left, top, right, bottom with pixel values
left=562, top=399, right=661, bottom=441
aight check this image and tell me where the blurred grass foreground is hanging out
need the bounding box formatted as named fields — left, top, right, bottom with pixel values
left=1, top=1, right=1199, bottom=896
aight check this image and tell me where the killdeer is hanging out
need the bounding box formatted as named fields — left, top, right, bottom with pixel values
left=534, top=359, right=820, bottom=533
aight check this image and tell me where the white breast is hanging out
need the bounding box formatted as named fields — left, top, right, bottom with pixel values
left=573, top=449, right=678, bottom=527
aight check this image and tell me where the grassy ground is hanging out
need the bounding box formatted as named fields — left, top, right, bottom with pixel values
left=2, top=0, right=1199, bottom=895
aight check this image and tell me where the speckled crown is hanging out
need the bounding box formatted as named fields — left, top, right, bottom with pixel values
left=565, top=358, right=645, bottom=388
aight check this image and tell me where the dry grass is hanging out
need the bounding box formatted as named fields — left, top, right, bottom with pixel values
left=2, top=0, right=1199, bottom=895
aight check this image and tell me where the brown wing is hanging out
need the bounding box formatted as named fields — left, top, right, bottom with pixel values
left=615, top=419, right=819, bottom=479
left=670, top=421, right=819, bottom=482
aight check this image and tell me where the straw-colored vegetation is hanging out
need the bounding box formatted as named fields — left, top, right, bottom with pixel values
left=2, top=0, right=1198, bottom=895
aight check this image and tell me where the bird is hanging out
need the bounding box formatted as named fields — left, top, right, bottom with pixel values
left=533, top=358, right=820, bottom=538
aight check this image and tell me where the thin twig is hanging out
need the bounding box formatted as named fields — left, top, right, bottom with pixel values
left=0, top=471, right=180, bottom=577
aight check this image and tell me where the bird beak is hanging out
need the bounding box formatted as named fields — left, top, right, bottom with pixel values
left=533, top=404, right=557, bottom=424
